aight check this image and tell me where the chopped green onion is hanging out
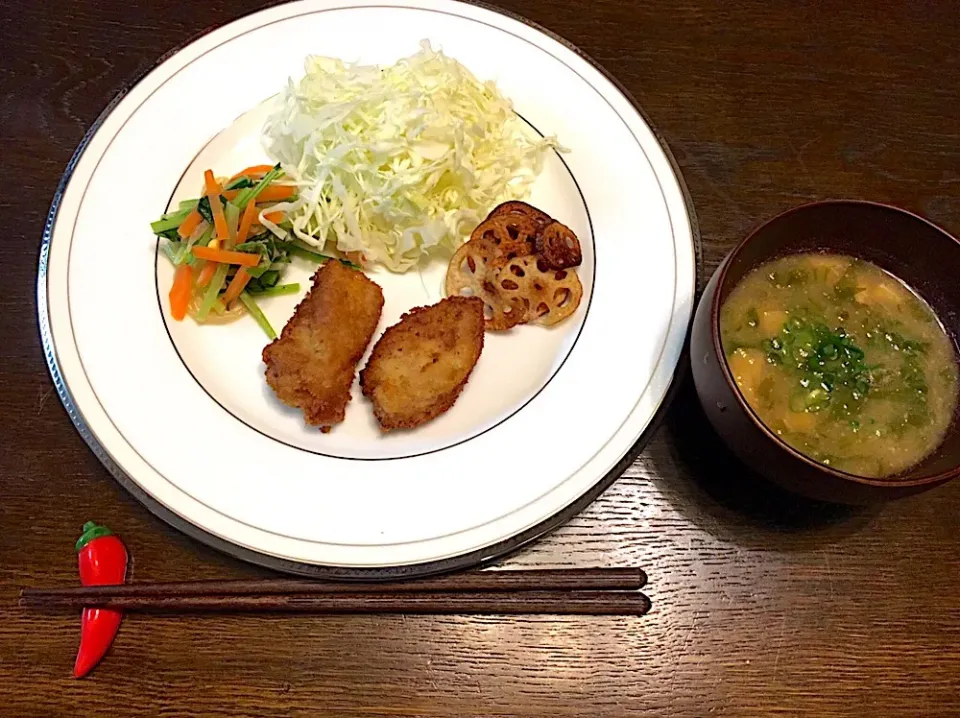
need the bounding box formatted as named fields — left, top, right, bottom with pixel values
left=231, top=164, right=283, bottom=210
left=197, top=264, right=229, bottom=321
left=248, top=283, right=301, bottom=298
left=239, top=292, right=277, bottom=340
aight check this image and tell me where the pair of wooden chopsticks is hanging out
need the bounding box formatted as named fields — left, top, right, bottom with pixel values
left=20, top=568, right=650, bottom=616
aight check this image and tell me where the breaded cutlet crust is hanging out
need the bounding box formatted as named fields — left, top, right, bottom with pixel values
left=360, top=296, right=484, bottom=431
left=263, top=261, right=384, bottom=431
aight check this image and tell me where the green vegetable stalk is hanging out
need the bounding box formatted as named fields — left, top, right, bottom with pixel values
left=239, top=292, right=277, bottom=340
left=196, top=264, right=230, bottom=321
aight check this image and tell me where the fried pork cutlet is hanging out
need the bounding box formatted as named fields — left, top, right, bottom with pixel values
left=360, top=296, right=484, bottom=431
left=263, top=261, right=384, bottom=432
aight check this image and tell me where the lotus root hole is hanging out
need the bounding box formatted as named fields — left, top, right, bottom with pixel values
left=509, top=264, right=525, bottom=277
left=501, top=279, right=519, bottom=291
left=534, top=282, right=543, bottom=291
left=464, top=256, right=476, bottom=274
left=565, top=236, right=575, bottom=249
left=537, top=259, right=550, bottom=273
left=554, top=270, right=567, bottom=280
left=554, top=288, right=572, bottom=307
left=536, top=302, right=550, bottom=317
left=483, top=303, right=494, bottom=320
left=507, top=225, right=519, bottom=240
left=483, top=281, right=496, bottom=294
left=459, top=287, right=474, bottom=297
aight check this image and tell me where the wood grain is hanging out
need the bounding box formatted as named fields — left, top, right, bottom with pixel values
left=3, top=0, right=960, bottom=715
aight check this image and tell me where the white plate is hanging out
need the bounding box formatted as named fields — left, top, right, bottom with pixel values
left=39, top=0, right=699, bottom=577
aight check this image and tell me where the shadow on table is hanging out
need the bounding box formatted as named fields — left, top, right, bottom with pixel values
left=646, top=375, right=881, bottom=549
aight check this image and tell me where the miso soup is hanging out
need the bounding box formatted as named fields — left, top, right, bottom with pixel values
left=720, top=253, right=958, bottom=478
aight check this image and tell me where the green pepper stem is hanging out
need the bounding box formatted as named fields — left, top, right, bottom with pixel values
left=76, top=521, right=113, bottom=552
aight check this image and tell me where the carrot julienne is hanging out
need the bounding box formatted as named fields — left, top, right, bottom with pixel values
left=152, top=164, right=324, bottom=337
left=191, top=246, right=261, bottom=266
left=177, top=210, right=203, bottom=239
left=223, top=268, right=253, bottom=305
left=169, top=264, right=194, bottom=320
left=203, top=170, right=230, bottom=240
left=228, top=165, right=275, bottom=184
left=237, top=200, right=258, bottom=244
left=255, top=185, right=297, bottom=202
left=203, top=169, right=221, bottom=194
left=196, top=261, right=217, bottom=288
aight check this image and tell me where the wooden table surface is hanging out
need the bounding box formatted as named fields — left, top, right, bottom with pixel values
left=3, top=0, right=959, bottom=715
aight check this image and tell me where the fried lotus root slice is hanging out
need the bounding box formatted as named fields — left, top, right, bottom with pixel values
left=469, top=215, right=540, bottom=260
left=488, top=201, right=554, bottom=232
left=535, top=221, right=583, bottom=270
left=494, top=255, right=584, bottom=327
left=445, top=239, right=525, bottom=331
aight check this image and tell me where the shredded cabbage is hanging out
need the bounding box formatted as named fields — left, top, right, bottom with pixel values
left=261, top=41, right=560, bottom=272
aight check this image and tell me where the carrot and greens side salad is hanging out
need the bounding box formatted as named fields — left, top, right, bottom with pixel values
left=151, top=163, right=351, bottom=339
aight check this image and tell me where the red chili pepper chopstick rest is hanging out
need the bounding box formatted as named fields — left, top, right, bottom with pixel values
left=73, top=521, right=128, bottom=678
